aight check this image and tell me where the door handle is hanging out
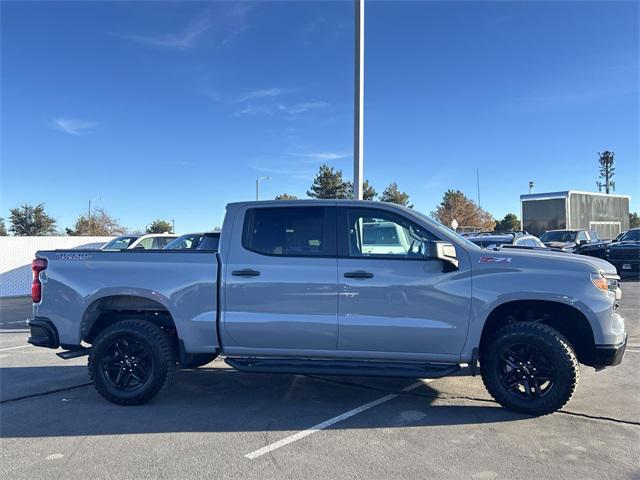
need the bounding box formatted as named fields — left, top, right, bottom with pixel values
left=344, top=271, right=374, bottom=279
left=232, top=268, right=261, bottom=277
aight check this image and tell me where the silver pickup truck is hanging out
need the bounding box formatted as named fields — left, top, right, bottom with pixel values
left=28, top=200, right=627, bottom=415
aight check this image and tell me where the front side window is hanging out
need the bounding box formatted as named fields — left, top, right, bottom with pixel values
left=199, top=234, right=220, bottom=250
left=577, top=231, right=589, bottom=243
left=346, top=209, right=437, bottom=258
left=541, top=231, right=577, bottom=243
left=243, top=207, right=334, bottom=256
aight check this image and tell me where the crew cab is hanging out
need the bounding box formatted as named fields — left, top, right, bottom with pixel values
left=28, top=201, right=626, bottom=415
left=606, top=228, right=640, bottom=276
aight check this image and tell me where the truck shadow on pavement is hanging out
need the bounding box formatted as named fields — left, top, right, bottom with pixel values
left=0, top=364, right=530, bottom=439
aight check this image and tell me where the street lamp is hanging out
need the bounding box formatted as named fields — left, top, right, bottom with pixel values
left=528, top=181, right=535, bottom=194
left=256, top=176, right=271, bottom=201
left=88, top=196, right=103, bottom=236
left=353, top=0, right=365, bottom=200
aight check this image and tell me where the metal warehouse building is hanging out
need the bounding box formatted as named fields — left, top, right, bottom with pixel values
left=520, top=191, right=630, bottom=239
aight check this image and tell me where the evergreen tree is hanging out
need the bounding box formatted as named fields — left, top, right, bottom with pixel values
left=307, top=165, right=350, bottom=199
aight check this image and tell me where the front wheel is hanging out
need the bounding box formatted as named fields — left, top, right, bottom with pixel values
left=88, top=319, right=176, bottom=405
left=481, top=322, right=579, bottom=416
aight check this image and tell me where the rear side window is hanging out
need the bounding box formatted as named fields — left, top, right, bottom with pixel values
left=242, top=207, right=335, bottom=257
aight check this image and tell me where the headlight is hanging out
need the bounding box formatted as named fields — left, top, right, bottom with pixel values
left=591, top=272, right=619, bottom=293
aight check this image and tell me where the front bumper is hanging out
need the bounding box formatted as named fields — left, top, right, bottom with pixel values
left=594, top=335, right=627, bottom=370
left=27, top=317, right=60, bottom=349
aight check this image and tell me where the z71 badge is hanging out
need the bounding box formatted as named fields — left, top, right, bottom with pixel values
left=479, top=256, right=512, bottom=264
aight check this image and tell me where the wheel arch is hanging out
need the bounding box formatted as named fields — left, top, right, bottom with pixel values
left=479, top=299, right=597, bottom=367
left=81, top=293, right=177, bottom=344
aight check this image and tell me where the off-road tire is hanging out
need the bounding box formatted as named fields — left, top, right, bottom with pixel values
left=180, top=353, right=218, bottom=369
left=88, top=319, right=176, bottom=405
left=481, top=321, right=579, bottom=416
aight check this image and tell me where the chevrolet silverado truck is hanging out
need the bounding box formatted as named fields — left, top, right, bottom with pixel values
left=28, top=201, right=627, bottom=415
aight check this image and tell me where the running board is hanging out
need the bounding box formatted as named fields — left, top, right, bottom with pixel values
left=56, top=347, right=91, bottom=360
left=225, top=357, right=460, bottom=379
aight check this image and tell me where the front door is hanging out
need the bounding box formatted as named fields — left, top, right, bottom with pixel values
left=337, top=207, right=471, bottom=359
left=223, top=205, right=338, bottom=353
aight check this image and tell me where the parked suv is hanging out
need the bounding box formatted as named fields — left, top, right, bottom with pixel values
left=467, top=232, right=545, bottom=249
left=101, top=233, right=178, bottom=251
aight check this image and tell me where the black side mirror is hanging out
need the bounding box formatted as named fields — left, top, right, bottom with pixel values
left=578, top=239, right=588, bottom=246
left=427, top=241, right=459, bottom=272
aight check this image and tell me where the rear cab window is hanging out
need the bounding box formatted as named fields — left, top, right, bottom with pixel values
left=242, top=207, right=336, bottom=257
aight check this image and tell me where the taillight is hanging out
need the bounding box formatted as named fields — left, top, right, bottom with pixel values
left=32, top=258, right=47, bottom=303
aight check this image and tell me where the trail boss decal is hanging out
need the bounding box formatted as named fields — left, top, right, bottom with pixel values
left=58, top=252, right=91, bottom=261
left=479, top=256, right=512, bottom=264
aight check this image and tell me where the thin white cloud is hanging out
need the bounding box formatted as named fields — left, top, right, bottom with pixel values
left=278, top=101, right=328, bottom=115
left=249, top=164, right=314, bottom=181
left=117, top=15, right=210, bottom=49
left=299, top=152, right=348, bottom=161
left=237, top=88, right=285, bottom=103
left=51, top=118, right=98, bottom=135
left=233, top=104, right=274, bottom=117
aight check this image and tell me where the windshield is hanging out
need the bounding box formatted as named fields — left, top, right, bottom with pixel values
left=540, top=231, right=577, bottom=243
left=410, top=209, right=481, bottom=250
left=619, top=229, right=640, bottom=242
left=102, top=236, right=139, bottom=250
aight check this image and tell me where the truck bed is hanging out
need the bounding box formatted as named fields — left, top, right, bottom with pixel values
left=33, top=249, right=220, bottom=353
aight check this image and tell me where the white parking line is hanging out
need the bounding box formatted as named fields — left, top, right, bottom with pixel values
left=245, top=379, right=433, bottom=460
left=0, top=345, right=32, bottom=352
left=625, top=349, right=640, bottom=353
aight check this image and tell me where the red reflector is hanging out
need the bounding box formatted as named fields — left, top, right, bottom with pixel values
left=32, top=282, right=42, bottom=303
left=31, top=258, right=47, bottom=303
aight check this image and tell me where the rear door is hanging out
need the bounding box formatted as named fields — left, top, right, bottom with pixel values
left=336, top=206, right=472, bottom=359
left=222, top=205, right=338, bottom=353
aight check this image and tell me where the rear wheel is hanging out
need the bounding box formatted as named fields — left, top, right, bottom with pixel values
left=481, top=322, right=579, bottom=416
left=89, top=319, right=176, bottom=405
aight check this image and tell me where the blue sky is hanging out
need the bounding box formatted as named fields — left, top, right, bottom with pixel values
left=1, top=0, right=638, bottom=233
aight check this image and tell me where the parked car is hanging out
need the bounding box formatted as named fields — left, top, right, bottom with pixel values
left=164, top=232, right=221, bottom=251
left=29, top=200, right=626, bottom=416
left=606, top=228, right=640, bottom=276
left=101, top=233, right=179, bottom=251
left=467, top=232, right=546, bottom=250
left=540, top=229, right=607, bottom=258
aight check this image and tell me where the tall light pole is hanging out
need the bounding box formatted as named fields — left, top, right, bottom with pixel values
left=171, top=219, right=175, bottom=234
left=256, top=176, right=271, bottom=201
left=353, top=0, right=365, bottom=200
left=88, top=196, right=103, bottom=236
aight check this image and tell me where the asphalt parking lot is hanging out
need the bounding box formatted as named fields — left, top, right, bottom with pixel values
left=1, top=283, right=639, bottom=480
